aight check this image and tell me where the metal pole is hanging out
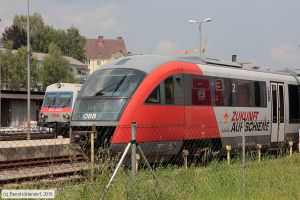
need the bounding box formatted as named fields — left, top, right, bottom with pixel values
left=242, top=120, right=246, bottom=198
left=226, top=145, right=231, bottom=165
left=257, top=144, right=262, bottom=162
left=298, top=129, right=300, bottom=153
left=91, top=125, right=95, bottom=163
left=199, top=23, right=202, bottom=57
left=91, top=124, right=95, bottom=179
left=183, top=150, right=189, bottom=169
left=0, top=62, right=1, bottom=128
left=69, top=126, right=73, bottom=142
left=288, top=141, right=293, bottom=157
left=131, top=122, right=137, bottom=178
left=27, top=0, right=31, bottom=140
left=137, top=145, right=156, bottom=179
left=100, top=142, right=131, bottom=200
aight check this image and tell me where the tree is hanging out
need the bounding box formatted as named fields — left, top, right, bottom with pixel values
left=55, top=27, right=86, bottom=62
left=13, top=13, right=44, bottom=34
left=0, top=43, right=14, bottom=88
left=41, top=43, right=75, bottom=90
left=11, top=47, right=39, bottom=90
left=30, top=25, right=56, bottom=53
left=11, top=13, right=86, bottom=62
left=1, top=25, right=27, bottom=49
left=0, top=45, right=39, bottom=90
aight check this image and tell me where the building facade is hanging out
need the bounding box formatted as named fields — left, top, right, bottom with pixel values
left=85, top=36, right=128, bottom=73
left=0, top=90, right=44, bottom=128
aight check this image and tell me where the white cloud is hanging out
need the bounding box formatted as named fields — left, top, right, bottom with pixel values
left=155, top=40, right=178, bottom=55
left=0, top=0, right=26, bottom=34
left=269, top=43, right=300, bottom=64
left=0, top=1, right=125, bottom=46
left=63, top=4, right=120, bottom=30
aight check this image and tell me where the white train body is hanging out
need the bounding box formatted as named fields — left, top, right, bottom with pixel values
left=39, top=83, right=82, bottom=128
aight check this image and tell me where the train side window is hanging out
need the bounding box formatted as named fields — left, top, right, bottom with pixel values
left=211, top=78, right=232, bottom=106
left=288, top=84, right=300, bottom=123
left=192, top=77, right=211, bottom=105
left=165, top=76, right=174, bottom=104
left=174, top=74, right=185, bottom=105
left=224, top=79, right=233, bottom=106
left=236, top=80, right=251, bottom=106
left=254, top=81, right=267, bottom=107
left=145, top=86, right=161, bottom=104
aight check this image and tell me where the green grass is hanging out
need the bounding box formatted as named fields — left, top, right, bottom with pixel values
left=6, top=154, right=300, bottom=200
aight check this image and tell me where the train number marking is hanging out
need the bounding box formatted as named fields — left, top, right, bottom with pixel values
left=232, top=83, right=236, bottom=93
left=51, top=113, right=59, bottom=118
left=83, top=113, right=97, bottom=120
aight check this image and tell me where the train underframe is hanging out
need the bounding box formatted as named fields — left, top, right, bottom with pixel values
left=71, top=125, right=299, bottom=165
left=38, top=121, right=70, bottom=137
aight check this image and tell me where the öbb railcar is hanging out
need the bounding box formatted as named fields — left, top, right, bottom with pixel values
left=39, top=83, right=82, bottom=131
left=70, top=55, right=300, bottom=160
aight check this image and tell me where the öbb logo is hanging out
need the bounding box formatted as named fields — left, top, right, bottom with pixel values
left=83, top=113, right=97, bottom=120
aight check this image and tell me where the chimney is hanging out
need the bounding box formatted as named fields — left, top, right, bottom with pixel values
left=232, top=54, right=237, bottom=62
left=117, top=36, right=123, bottom=41
left=98, top=35, right=104, bottom=45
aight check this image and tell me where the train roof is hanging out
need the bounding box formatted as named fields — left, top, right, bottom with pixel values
left=98, top=55, right=174, bottom=74
left=97, top=55, right=299, bottom=79
left=45, top=83, right=82, bottom=92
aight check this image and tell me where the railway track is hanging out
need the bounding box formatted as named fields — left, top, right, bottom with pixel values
left=0, top=154, right=86, bottom=170
left=0, top=153, right=88, bottom=184
left=0, top=132, right=56, bottom=141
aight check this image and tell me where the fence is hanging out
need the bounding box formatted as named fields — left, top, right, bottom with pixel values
left=0, top=121, right=299, bottom=199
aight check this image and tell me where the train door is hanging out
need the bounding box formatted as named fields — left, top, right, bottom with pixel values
left=271, top=82, right=285, bottom=142
left=153, top=74, right=185, bottom=125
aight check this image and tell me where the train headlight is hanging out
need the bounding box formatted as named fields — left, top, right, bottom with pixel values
left=40, top=113, right=48, bottom=122
left=41, top=113, right=48, bottom=119
left=63, top=113, right=70, bottom=120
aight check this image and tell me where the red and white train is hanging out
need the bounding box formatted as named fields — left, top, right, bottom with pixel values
left=70, top=55, right=300, bottom=159
left=39, top=83, right=82, bottom=131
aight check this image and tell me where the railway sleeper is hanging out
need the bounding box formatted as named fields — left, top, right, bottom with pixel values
left=0, top=155, right=86, bottom=170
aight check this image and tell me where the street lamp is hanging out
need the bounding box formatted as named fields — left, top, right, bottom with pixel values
left=27, top=0, right=31, bottom=140
left=189, top=17, right=212, bottom=57
left=0, top=18, right=1, bottom=128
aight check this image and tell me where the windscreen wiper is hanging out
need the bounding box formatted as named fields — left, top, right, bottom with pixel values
left=111, top=74, right=127, bottom=96
left=94, top=74, right=127, bottom=96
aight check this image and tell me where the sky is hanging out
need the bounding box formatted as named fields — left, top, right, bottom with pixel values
left=0, top=0, right=300, bottom=70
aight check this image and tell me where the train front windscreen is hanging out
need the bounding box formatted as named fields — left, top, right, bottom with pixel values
left=72, top=68, right=146, bottom=121
left=43, top=92, right=73, bottom=108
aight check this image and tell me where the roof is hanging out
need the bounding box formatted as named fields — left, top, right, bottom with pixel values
left=0, top=48, right=87, bottom=68
left=46, top=83, right=82, bottom=92
left=0, top=90, right=45, bottom=100
left=85, top=36, right=128, bottom=60
left=96, top=55, right=296, bottom=78
left=98, top=55, right=174, bottom=74
left=32, top=52, right=87, bottom=67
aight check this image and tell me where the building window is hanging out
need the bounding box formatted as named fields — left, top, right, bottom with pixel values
left=97, top=61, right=101, bottom=66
